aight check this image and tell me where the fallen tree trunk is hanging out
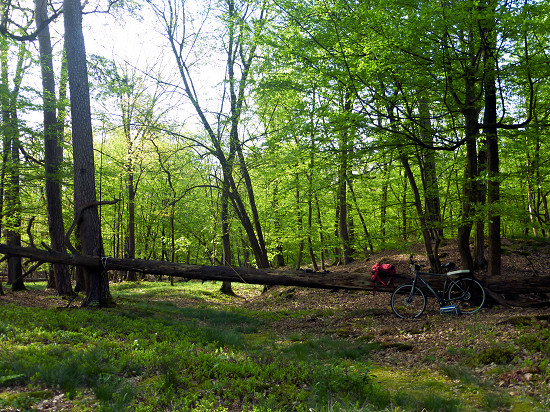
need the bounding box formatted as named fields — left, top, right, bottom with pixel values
left=2, top=244, right=549, bottom=303
left=0, top=244, right=375, bottom=291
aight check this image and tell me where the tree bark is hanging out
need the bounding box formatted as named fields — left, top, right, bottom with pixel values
left=35, top=0, right=72, bottom=296
left=337, top=90, right=354, bottom=264
left=481, top=5, right=501, bottom=278
left=0, top=243, right=375, bottom=291
left=348, top=178, right=374, bottom=254
left=272, top=185, right=285, bottom=268
left=474, top=139, right=488, bottom=269
left=64, top=0, right=110, bottom=306
left=1, top=39, right=25, bottom=291
left=220, top=176, right=234, bottom=294
left=457, top=109, right=479, bottom=272
left=295, top=171, right=304, bottom=269
left=418, top=98, right=443, bottom=241
left=3, top=243, right=550, bottom=300
left=399, top=153, right=440, bottom=272
left=315, top=195, right=327, bottom=271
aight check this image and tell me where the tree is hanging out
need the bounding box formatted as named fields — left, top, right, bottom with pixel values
left=63, top=0, right=110, bottom=306
left=34, top=0, right=72, bottom=296
left=0, top=26, right=29, bottom=291
left=149, top=0, right=270, bottom=268
left=90, top=56, right=169, bottom=280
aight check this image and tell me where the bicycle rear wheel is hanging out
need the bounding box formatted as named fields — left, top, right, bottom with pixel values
left=391, top=284, right=426, bottom=319
left=447, top=278, right=485, bottom=314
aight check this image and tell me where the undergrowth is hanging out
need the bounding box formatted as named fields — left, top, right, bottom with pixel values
left=0, top=281, right=548, bottom=411
left=0, top=282, right=388, bottom=411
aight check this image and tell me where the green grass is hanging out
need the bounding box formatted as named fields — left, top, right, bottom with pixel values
left=0, top=281, right=548, bottom=411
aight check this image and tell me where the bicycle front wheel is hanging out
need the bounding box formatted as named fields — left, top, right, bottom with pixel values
left=391, top=284, right=426, bottom=319
left=447, top=278, right=485, bottom=314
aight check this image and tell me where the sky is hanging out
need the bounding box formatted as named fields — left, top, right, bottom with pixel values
left=7, top=0, right=239, bottom=143
left=81, top=1, right=228, bottom=134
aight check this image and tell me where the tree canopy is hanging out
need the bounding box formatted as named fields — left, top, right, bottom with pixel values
left=1, top=0, right=550, bottom=297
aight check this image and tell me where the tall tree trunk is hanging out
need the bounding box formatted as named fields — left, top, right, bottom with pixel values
left=126, top=170, right=137, bottom=281
left=35, top=0, right=72, bottom=296
left=0, top=40, right=25, bottom=291
left=123, top=91, right=138, bottom=281
left=418, top=98, right=443, bottom=241
left=442, top=21, right=481, bottom=272
left=525, top=112, right=543, bottom=236
left=388, top=101, right=440, bottom=271
left=295, top=172, right=304, bottom=269
left=481, top=5, right=501, bottom=278
left=307, top=172, right=318, bottom=271
left=0, top=39, right=8, bottom=242
left=338, top=91, right=354, bottom=264
left=315, top=195, right=327, bottom=271
left=526, top=145, right=538, bottom=236
left=380, top=167, right=389, bottom=239
left=347, top=178, right=374, bottom=255
left=272, top=185, right=285, bottom=268
left=157, top=0, right=269, bottom=269
left=474, top=138, right=487, bottom=269
left=401, top=171, right=408, bottom=240
left=64, top=0, right=110, bottom=306
left=6, top=123, right=23, bottom=291
left=400, top=153, right=441, bottom=271
left=457, top=109, right=478, bottom=272
left=220, top=177, right=233, bottom=295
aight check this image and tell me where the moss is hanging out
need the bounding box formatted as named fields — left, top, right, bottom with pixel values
left=467, top=345, right=515, bottom=366
left=382, top=342, right=414, bottom=352
left=506, top=316, right=535, bottom=327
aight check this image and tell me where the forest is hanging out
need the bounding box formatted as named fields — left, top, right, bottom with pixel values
left=2, top=0, right=549, bottom=303
left=1, top=0, right=549, bottom=303
left=2, top=1, right=550, bottom=410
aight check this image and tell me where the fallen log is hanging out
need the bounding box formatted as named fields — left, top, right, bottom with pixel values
left=2, top=244, right=549, bottom=303
left=0, top=244, right=375, bottom=291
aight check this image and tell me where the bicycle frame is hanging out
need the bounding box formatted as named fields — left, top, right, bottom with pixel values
left=410, top=271, right=449, bottom=305
left=409, top=264, right=472, bottom=306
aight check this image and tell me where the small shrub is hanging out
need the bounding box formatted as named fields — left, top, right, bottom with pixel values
left=440, top=364, right=479, bottom=384
left=516, top=333, right=547, bottom=353
left=0, top=321, right=14, bottom=335
left=0, top=390, right=52, bottom=411
left=483, top=392, right=512, bottom=410
left=467, top=345, right=515, bottom=366
left=0, top=374, right=26, bottom=386
left=394, top=390, right=461, bottom=412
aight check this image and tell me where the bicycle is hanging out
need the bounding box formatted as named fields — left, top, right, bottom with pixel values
left=391, top=256, right=486, bottom=319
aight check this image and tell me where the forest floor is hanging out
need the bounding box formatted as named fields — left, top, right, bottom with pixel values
left=239, top=237, right=550, bottom=401
left=1, top=238, right=550, bottom=410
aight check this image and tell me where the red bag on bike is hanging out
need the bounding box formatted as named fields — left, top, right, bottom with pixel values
left=371, top=263, right=396, bottom=295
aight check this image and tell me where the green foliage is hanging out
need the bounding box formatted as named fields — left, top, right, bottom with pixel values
left=466, top=345, right=516, bottom=366
left=482, top=392, right=513, bottom=411
left=440, top=364, right=480, bottom=385
left=0, top=283, right=392, bottom=411
left=3, top=281, right=549, bottom=411
left=6, top=0, right=550, bottom=277
left=516, top=332, right=550, bottom=354
left=394, top=391, right=462, bottom=412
